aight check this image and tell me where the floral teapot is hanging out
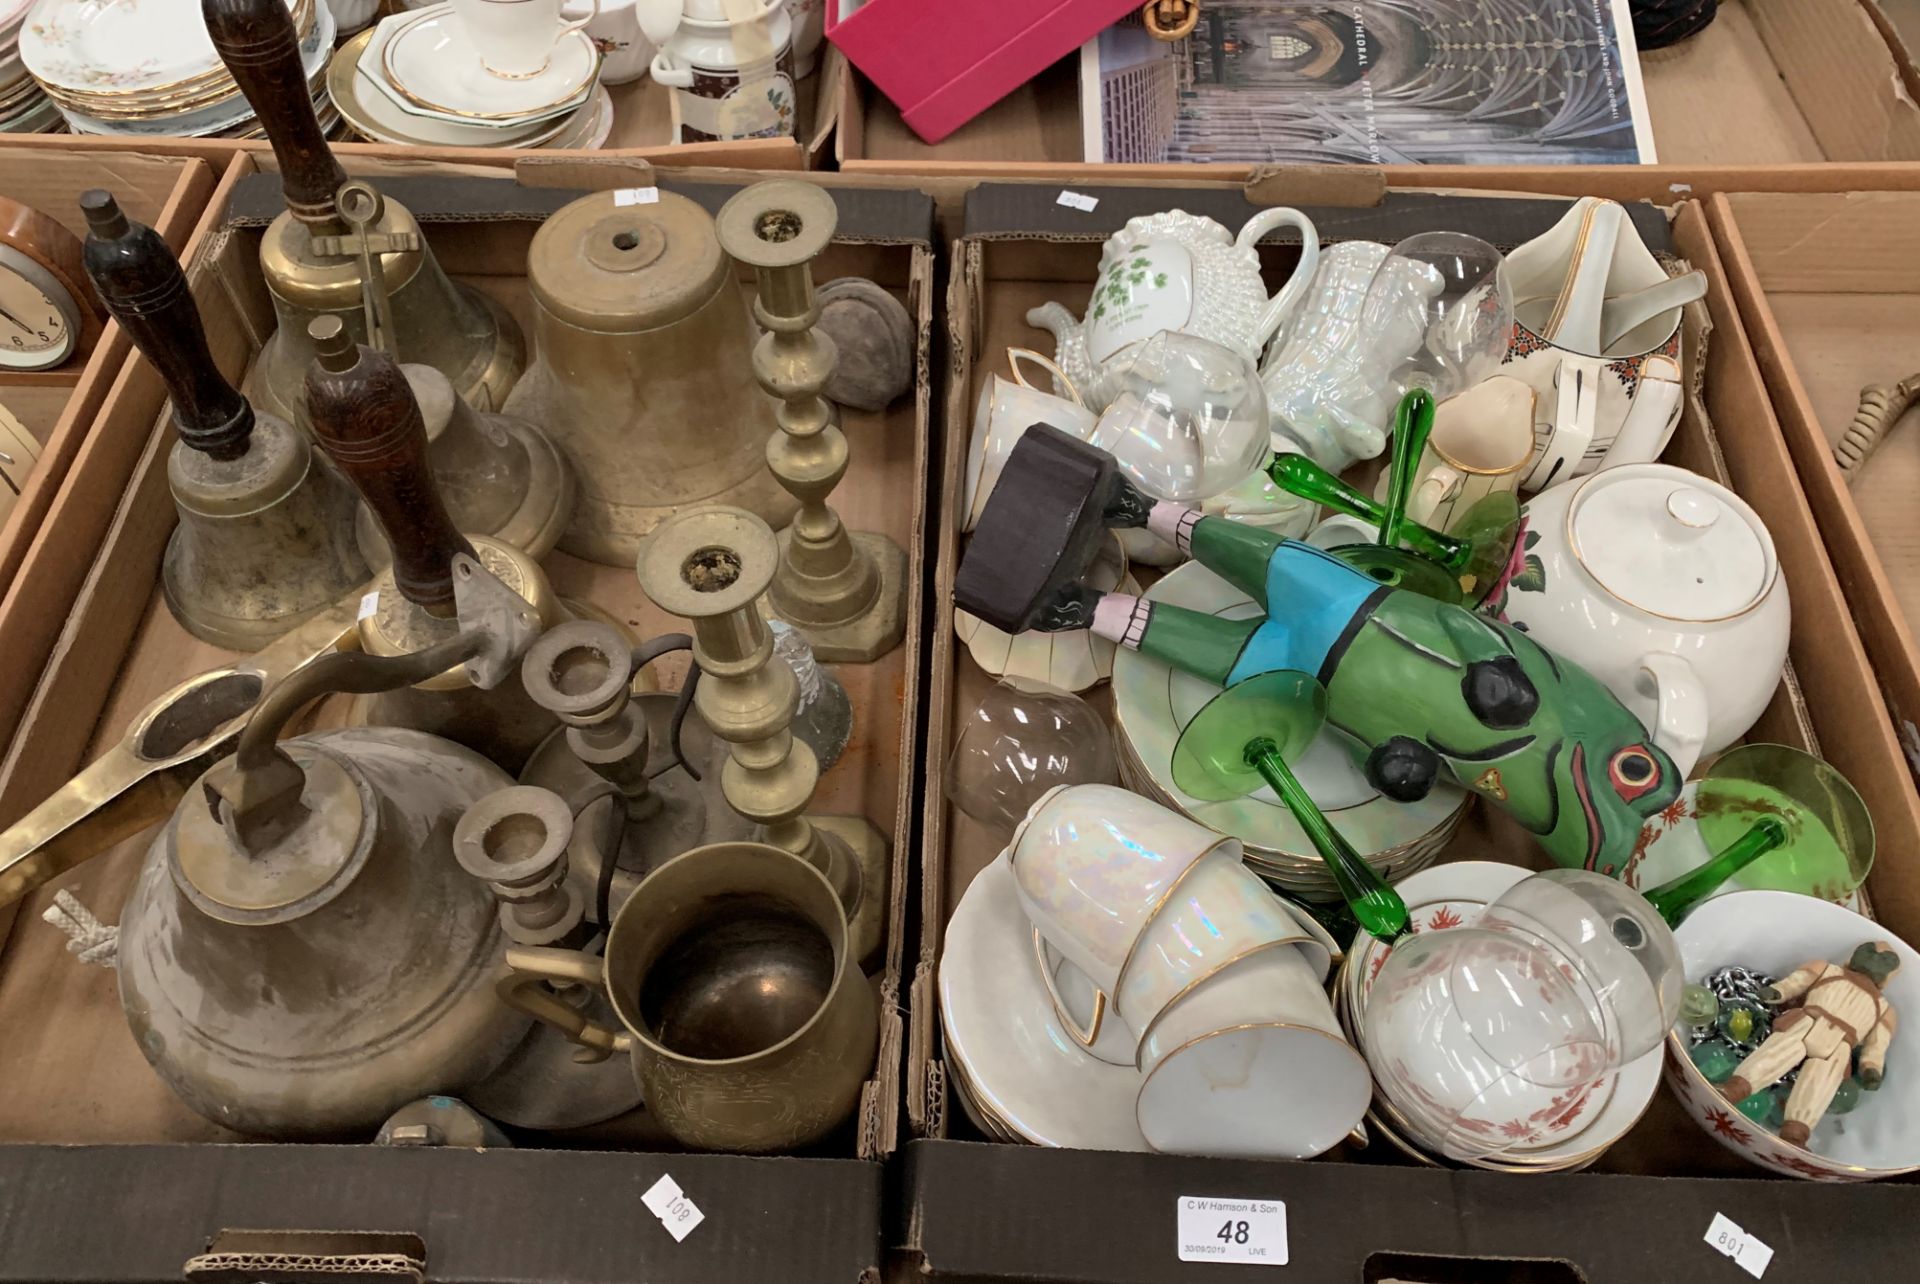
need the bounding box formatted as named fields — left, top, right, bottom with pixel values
left=1026, top=208, right=1319, bottom=410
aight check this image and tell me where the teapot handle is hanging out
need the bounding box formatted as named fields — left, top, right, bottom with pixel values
left=499, top=945, right=631, bottom=1060
left=1640, top=652, right=1708, bottom=778
left=1236, top=208, right=1320, bottom=353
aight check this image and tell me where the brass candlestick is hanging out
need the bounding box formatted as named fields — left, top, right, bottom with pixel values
left=714, top=181, right=908, bottom=663
left=637, top=506, right=886, bottom=965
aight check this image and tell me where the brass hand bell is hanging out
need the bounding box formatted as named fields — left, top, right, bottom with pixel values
left=80, top=190, right=369, bottom=650
left=203, top=0, right=523, bottom=426
left=353, top=362, right=576, bottom=568
left=304, top=318, right=566, bottom=773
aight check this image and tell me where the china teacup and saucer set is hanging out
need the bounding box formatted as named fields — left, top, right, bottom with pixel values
left=336, top=0, right=612, bottom=150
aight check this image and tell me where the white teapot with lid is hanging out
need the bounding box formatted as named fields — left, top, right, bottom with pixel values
left=1498, top=463, right=1789, bottom=776
left=1026, top=208, right=1319, bottom=410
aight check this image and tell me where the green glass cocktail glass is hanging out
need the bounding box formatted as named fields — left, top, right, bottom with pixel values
left=1641, top=744, right=1875, bottom=923
left=1171, top=669, right=1410, bottom=939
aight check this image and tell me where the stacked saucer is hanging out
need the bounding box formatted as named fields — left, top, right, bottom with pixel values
left=1110, top=562, right=1469, bottom=900
left=21, top=0, right=333, bottom=138
left=335, top=5, right=609, bottom=149
left=0, top=0, right=57, bottom=133
left=1333, top=861, right=1662, bottom=1173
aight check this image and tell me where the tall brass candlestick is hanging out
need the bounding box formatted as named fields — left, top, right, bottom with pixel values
left=637, top=506, right=886, bottom=965
left=714, top=181, right=908, bottom=663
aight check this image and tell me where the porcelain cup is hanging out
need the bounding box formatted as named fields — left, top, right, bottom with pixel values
left=451, top=0, right=597, bottom=78
left=1009, top=784, right=1236, bottom=1048
left=963, top=349, right=1095, bottom=532
left=1116, top=844, right=1332, bottom=1033
left=1135, top=945, right=1369, bottom=1158
left=1305, top=513, right=1377, bottom=550
left=1377, top=374, right=1533, bottom=531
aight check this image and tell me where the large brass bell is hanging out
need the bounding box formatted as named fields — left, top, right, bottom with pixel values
left=304, top=318, right=564, bottom=773
left=203, top=0, right=523, bottom=427
left=80, top=190, right=368, bottom=651
left=0, top=554, right=544, bottom=1138
left=354, top=363, right=576, bottom=567
left=502, top=188, right=797, bottom=565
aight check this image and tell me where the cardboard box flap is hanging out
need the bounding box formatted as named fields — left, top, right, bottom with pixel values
left=0, top=1144, right=882, bottom=1284
left=960, top=184, right=1673, bottom=253
left=1749, top=0, right=1920, bottom=161
left=898, top=1139, right=1920, bottom=1284
left=222, top=172, right=935, bottom=246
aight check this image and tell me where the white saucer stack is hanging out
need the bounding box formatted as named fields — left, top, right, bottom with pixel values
left=332, top=4, right=611, bottom=150
left=0, top=0, right=57, bottom=133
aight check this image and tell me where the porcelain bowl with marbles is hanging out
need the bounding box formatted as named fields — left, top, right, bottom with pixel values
left=1662, top=890, right=1920, bottom=1181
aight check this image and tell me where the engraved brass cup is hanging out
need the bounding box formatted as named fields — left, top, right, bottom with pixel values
left=499, top=840, right=877, bottom=1152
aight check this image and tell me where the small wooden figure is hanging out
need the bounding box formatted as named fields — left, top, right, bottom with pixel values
left=1720, top=942, right=1900, bottom=1147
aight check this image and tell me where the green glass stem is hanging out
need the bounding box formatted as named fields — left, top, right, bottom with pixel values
left=1642, top=817, right=1790, bottom=925
left=1248, top=737, right=1409, bottom=940
left=1265, top=454, right=1468, bottom=570
left=1379, top=389, right=1437, bottom=555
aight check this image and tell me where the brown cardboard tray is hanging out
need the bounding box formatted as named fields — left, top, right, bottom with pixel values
left=0, top=69, right=829, bottom=170
left=0, top=155, right=934, bottom=1283
left=903, top=179, right=1920, bottom=1282
left=1711, top=188, right=1920, bottom=799
left=0, top=146, right=216, bottom=618
left=834, top=0, right=1920, bottom=174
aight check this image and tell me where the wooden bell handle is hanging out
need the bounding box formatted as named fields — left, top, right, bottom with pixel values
left=304, top=317, right=475, bottom=615
left=79, top=190, right=252, bottom=462
left=202, top=0, right=345, bottom=231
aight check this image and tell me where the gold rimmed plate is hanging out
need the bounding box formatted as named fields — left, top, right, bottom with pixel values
left=375, top=5, right=598, bottom=124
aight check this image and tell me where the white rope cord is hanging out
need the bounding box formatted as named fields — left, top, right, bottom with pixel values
left=42, top=889, right=118, bottom=968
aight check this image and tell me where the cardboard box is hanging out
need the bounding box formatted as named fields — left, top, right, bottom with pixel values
left=1711, top=188, right=1920, bottom=793
left=835, top=0, right=1920, bottom=173
left=904, top=178, right=1920, bottom=1281
left=0, top=146, right=216, bottom=605
left=0, top=155, right=934, bottom=1281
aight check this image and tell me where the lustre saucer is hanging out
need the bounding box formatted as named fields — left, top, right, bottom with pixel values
left=379, top=6, right=598, bottom=122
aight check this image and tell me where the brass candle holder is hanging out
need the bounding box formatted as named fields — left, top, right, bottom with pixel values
left=714, top=180, right=908, bottom=663
left=637, top=506, right=886, bottom=965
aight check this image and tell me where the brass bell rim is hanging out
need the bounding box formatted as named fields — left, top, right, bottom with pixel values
left=714, top=180, right=840, bottom=271
left=491, top=414, right=575, bottom=561
left=636, top=505, right=780, bottom=620
left=599, top=839, right=858, bottom=1070
left=162, top=539, right=372, bottom=653
left=170, top=743, right=372, bottom=927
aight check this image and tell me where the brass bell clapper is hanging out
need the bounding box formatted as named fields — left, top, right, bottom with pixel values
left=304, top=318, right=568, bottom=773
left=636, top=506, right=889, bottom=965
left=79, top=190, right=369, bottom=651
left=715, top=181, right=909, bottom=663
left=0, top=552, right=548, bottom=1138
left=517, top=621, right=750, bottom=923
left=203, top=0, right=523, bottom=426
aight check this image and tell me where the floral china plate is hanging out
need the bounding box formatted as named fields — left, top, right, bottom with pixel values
left=22, top=0, right=302, bottom=96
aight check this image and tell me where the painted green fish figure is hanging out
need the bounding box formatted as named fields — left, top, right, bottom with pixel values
left=1073, top=508, right=1680, bottom=875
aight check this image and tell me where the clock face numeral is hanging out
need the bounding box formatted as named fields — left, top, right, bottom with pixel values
left=0, top=270, right=72, bottom=370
